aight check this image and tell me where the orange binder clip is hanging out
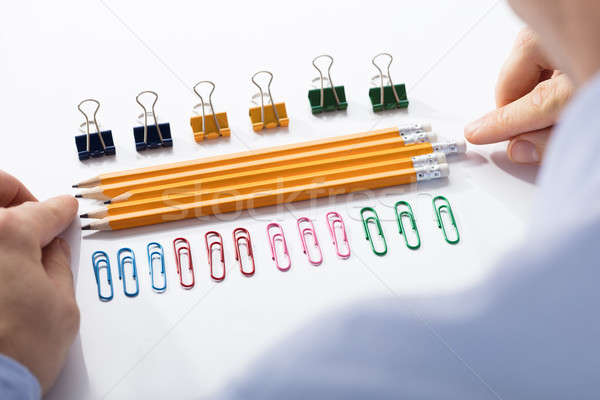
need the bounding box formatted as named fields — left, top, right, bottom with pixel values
left=249, top=71, right=289, bottom=132
left=190, top=81, right=231, bottom=142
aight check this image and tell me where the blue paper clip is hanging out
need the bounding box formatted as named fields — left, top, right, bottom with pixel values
left=117, top=248, right=139, bottom=297
left=133, top=91, right=173, bottom=152
left=92, top=251, right=113, bottom=302
left=75, top=99, right=116, bottom=161
left=147, top=242, right=166, bottom=292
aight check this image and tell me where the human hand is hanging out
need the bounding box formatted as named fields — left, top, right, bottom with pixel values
left=464, top=28, right=574, bottom=164
left=0, top=171, right=79, bottom=394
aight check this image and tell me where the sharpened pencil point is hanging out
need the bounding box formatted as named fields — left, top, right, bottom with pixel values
left=81, top=225, right=91, bottom=231
left=79, top=213, right=88, bottom=218
left=72, top=184, right=79, bottom=188
left=75, top=194, right=82, bottom=198
left=104, top=200, right=111, bottom=204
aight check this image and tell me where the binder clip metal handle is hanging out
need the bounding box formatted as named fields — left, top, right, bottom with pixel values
left=136, top=90, right=164, bottom=144
left=371, top=52, right=401, bottom=106
left=312, top=54, right=341, bottom=108
left=78, top=99, right=105, bottom=152
left=193, top=81, right=222, bottom=136
left=252, top=70, right=281, bottom=126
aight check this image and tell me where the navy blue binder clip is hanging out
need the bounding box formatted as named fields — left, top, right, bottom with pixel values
left=75, top=99, right=115, bottom=161
left=133, top=90, right=172, bottom=152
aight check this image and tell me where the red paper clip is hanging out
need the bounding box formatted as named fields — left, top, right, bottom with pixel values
left=266, top=223, right=291, bottom=271
left=173, top=238, right=195, bottom=289
left=233, top=228, right=255, bottom=277
left=205, top=231, right=225, bottom=281
left=297, top=217, right=323, bottom=266
left=326, top=212, right=351, bottom=259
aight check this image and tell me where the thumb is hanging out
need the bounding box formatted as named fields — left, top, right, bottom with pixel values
left=12, top=195, right=78, bottom=247
left=42, top=238, right=75, bottom=298
left=507, top=127, right=552, bottom=164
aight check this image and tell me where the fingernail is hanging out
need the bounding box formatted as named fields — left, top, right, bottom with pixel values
left=464, top=118, right=483, bottom=140
left=510, top=140, right=540, bottom=163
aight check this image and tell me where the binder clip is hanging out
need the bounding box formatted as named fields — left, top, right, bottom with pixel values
left=308, top=55, right=347, bottom=114
left=133, top=90, right=172, bottom=151
left=249, top=71, right=289, bottom=132
left=190, top=81, right=230, bottom=142
left=75, top=99, right=115, bottom=161
left=369, top=53, right=409, bottom=112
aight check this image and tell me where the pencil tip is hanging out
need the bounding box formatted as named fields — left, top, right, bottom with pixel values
left=81, top=225, right=91, bottom=231
left=72, top=184, right=79, bottom=188
left=104, top=200, right=111, bottom=204
left=75, top=194, right=82, bottom=198
left=79, top=213, right=88, bottom=218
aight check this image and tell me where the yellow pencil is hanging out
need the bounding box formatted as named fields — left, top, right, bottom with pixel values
left=73, top=124, right=434, bottom=188
left=82, top=163, right=449, bottom=231
left=82, top=153, right=448, bottom=218
left=76, top=136, right=433, bottom=200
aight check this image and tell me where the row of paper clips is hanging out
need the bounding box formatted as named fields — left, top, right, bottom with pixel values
left=91, top=212, right=350, bottom=302
left=361, top=196, right=460, bottom=256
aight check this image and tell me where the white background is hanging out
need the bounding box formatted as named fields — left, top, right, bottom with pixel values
left=0, top=1, right=537, bottom=399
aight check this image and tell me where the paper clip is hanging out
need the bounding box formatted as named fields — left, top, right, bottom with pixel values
left=117, top=248, right=139, bottom=297
left=249, top=71, right=289, bottom=132
left=296, top=217, right=323, bottom=266
left=360, top=207, right=388, bottom=256
left=133, top=91, right=172, bottom=151
left=308, top=55, right=348, bottom=114
left=394, top=201, right=421, bottom=250
left=205, top=231, right=226, bottom=281
left=233, top=228, right=255, bottom=277
left=266, top=223, right=291, bottom=271
left=147, top=242, right=167, bottom=292
left=325, top=212, right=351, bottom=259
left=191, top=81, right=231, bottom=142
left=173, top=238, right=195, bottom=289
left=92, top=251, right=113, bottom=302
left=369, top=53, right=409, bottom=112
left=433, top=196, right=460, bottom=245
left=75, top=99, right=115, bottom=161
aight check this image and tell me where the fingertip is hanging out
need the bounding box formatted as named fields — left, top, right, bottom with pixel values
left=51, top=195, right=79, bottom=217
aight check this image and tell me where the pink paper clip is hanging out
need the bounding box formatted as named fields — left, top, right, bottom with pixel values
left=296, top=217, right=323, bottom=266
left=205, top=231, right=225, bottom=281
left=173, top=237, right=195, bottom=289
left=326, top=212, right=351, bottom=259
left=266, top=223, right=291, bottom=271
left=233, top=228, right=255, bottom=277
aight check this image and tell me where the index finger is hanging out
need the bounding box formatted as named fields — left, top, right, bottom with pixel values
left=12, top=195, right=79, bottom=248
left=496, top=28, right=554, bottom=107
left=0, top=171, right=37, bottom=207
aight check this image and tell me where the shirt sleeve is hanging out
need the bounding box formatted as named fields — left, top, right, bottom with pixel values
left=0, top=354, right=41, bottom=400
left=221, top=73, right=600, bottom=400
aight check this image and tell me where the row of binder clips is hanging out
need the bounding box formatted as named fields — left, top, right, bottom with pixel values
left=361, top=196, right=460, bottom=256
left=91, top=212, right=350, bottom=301
left=75, top=52, right=409, bottom=161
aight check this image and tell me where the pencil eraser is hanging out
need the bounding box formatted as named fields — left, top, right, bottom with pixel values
left=421, top=122, right=433, bottom=132
left=439, top=163, right=450, bottom=178
left=455, top=139, right=467, bottom=154
left=425, top=131, right=437, bottom=143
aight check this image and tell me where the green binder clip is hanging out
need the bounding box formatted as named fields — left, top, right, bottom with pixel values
left=308, top=54, right=348, bottom=114
left=394, top=201, right=421, bottom=250
left=369, top=52, right=409, bottom=112
left=360, top=207, right=388, bottom=256
left=433, top=196, right=460, bottom=245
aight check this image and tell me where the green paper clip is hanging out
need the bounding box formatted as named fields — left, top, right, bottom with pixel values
left=308, top=55, right=348, bottom=114
left=369, top=52, right=409, bottom=112
left=433, top=196, right=460, bottom=245
left=360, top=207, right=388, bottom=256
left=394, top=201, right=421, bottom=250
